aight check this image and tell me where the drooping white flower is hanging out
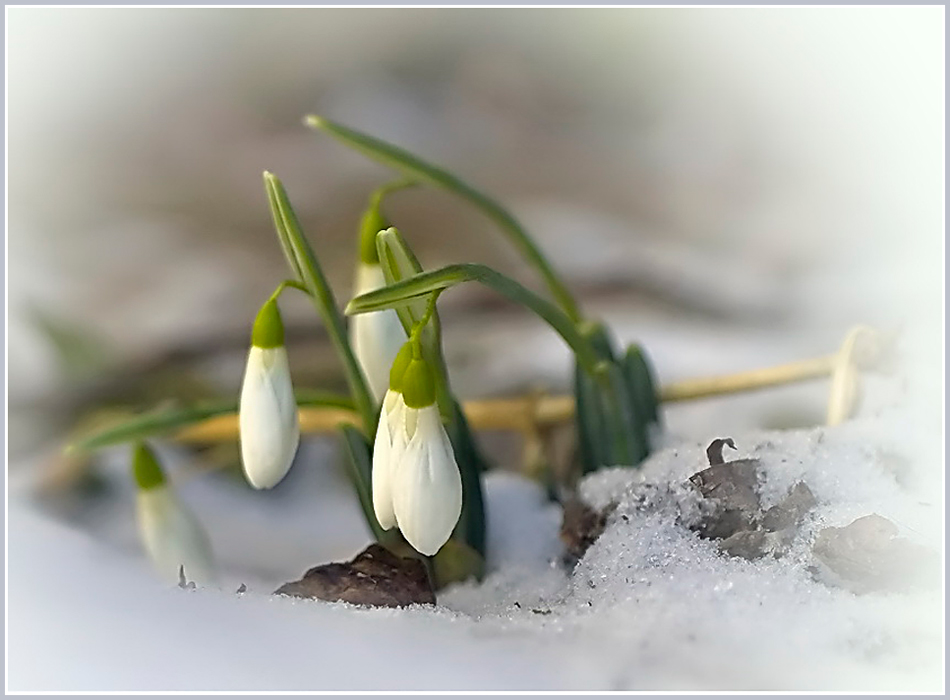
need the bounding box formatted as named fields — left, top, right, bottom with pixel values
left=390, top=403, right=463, bottom=556
left=350, top=262, right=407, bottom=402
left=133, top=443, right=215, bottom=586
left=371, top=342, right=462, bottom=555
left=372, top=389, right=408, bottom=530
left=239, top=299, right=300, bottom=490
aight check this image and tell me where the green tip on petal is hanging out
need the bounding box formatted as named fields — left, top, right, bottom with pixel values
left=132, top=442, right=166, bottom=490
left=251, top=299, right=285, bottom=349
left=389, top=342, right=414, bottom=392
left=400, top=357, right=436, bottom=408
left=358, top=195, right=387, bottom=265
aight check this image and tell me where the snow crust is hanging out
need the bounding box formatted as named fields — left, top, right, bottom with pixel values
left=7, top=333, right=943, bottom=692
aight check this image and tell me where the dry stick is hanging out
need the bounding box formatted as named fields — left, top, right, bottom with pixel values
left=174, top=345, right=868, bottom=445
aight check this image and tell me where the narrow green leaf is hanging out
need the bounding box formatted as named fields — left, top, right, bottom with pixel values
left=305, top=115, right=582, bottom=323
left=339, top=424, right=390, bottom=543
left=66, top=391, right=355, bottom=454
left=445, top=400, right=487, bottom=557
left=263, top=171, right=377, bottom=436
left=605, top=362, right=646, bottom=465
left=574, top=362, right=608, bottom=474
left=375, top=227, right=434, bottom=340
left=623, top=343, right=661, bottom=429
left=621, top=343, right=661, bottom=462
left=346, top=262, right=601, bottom=376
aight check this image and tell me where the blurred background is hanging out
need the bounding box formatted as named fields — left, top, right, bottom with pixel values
left=6, top=7, right=943, bottom=485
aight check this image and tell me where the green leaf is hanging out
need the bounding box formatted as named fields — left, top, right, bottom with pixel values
left=623, top=343, right=661, bottom=430
left=305, top=115, right=582, bottom=323
left=263, top=171, right=377, bottom=436
left=375, top=227, right=436, bottom=341
left=339, top=424, right=391, bottom=544
left=346, top=262, right=600, bottom=376
left=573, top=361, right=609, bottom=474
left=620, top=343, right=661, bottom=463
left=66, top=391, right=355, bottom=455
left=445, top=400, right=488, bottom=557
left=605, top=361, right=646, bottom=465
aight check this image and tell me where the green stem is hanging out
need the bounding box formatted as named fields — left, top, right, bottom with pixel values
left=263, top=171, right=378, bottom=436
left=347, top=263, right=600, bottom=376
left=269, top=279, right=310, bottom=303
left=305, top=115, right=583, bottom=323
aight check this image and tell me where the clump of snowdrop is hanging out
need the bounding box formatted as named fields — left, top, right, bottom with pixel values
left=373, top=340, right=463, bottom=556
left=239, top=298, right=300, bottom=489
left=132, top=442, right=215, bottom=585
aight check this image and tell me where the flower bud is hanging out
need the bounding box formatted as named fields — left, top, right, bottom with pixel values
left=240, top=299, right=300, bottom=489
left=371, top=343, right=461, bottom=555
left=391, top=403, right=462, bottom=556
left=133, top=443, right=215, bottom=585
left=350, top=262, right=407, bottom=402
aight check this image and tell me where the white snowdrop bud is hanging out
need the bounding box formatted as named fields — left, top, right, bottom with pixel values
left=372, top=341, right=462, bottom=556
left=133, top=443, right=215, bottom=586
left=372, top=388, right=408, bottom=530
left=239, top=299, right=300, bottom=489
left=351, top=262, right=407, bottom=402
left=391, top=403, right=463, bottom=556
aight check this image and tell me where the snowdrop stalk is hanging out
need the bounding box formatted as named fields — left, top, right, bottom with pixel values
left=373, top=340, right=462, bottom=556
left=239, top=297, right=300, bottom=489
left=133, top=443, right=215, bottom=585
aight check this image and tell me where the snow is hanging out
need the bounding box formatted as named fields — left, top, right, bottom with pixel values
left=7, top=347, right=943, bottom=691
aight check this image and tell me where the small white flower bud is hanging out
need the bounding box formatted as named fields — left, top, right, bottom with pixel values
left=371, top=342, right=462, bottom=555
left=351, top=263, right=407, bottom=402
left=239, top=299, right=300, bottom=490
left=133, top=444, right=215, bottom=586
left=391, top=404, right=463, bottom=556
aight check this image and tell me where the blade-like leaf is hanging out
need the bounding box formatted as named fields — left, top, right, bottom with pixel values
left=263, top=172, right=377, bottom=436
left=605, top=362, right=646, bottom=465
left=445, top=400, right=487, bottom=557
left=623, top=343, right=661, bottom=430
left=375, top=227, right=436, bottom=341
left=574, top=361, right=608, bottom=474
left=305, top=115, right=582, bottom=323
left=339, top=424, right=391, bottom=544
left=347, top=263, right=600, bottom=376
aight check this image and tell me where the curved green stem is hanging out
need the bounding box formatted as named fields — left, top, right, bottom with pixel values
left=264, top=172, right=378, bottom=436
left=269, top=279, right=310, bottom=303
left=305, top=115, right=583, bottom=323
left=347, top=263, right=600, bottom=376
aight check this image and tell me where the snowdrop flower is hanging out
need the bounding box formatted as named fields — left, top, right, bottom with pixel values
left=239, top=298, right=300, bottom=489
left=351, top=262, right=407, bottom=402
left=372, top=342, right=462, bottom=555
left=133, top=443, right=215, bottom=585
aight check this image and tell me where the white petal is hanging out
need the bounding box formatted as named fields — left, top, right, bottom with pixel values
left=372, top=391, right=400, bottom=529
left=137, top=487, right=215, bottom=585
left=350, top=264, right=407, bottom=402
left=239, top=346, right=300, bottom=489
left=392, top=405, right=463, bottom=556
